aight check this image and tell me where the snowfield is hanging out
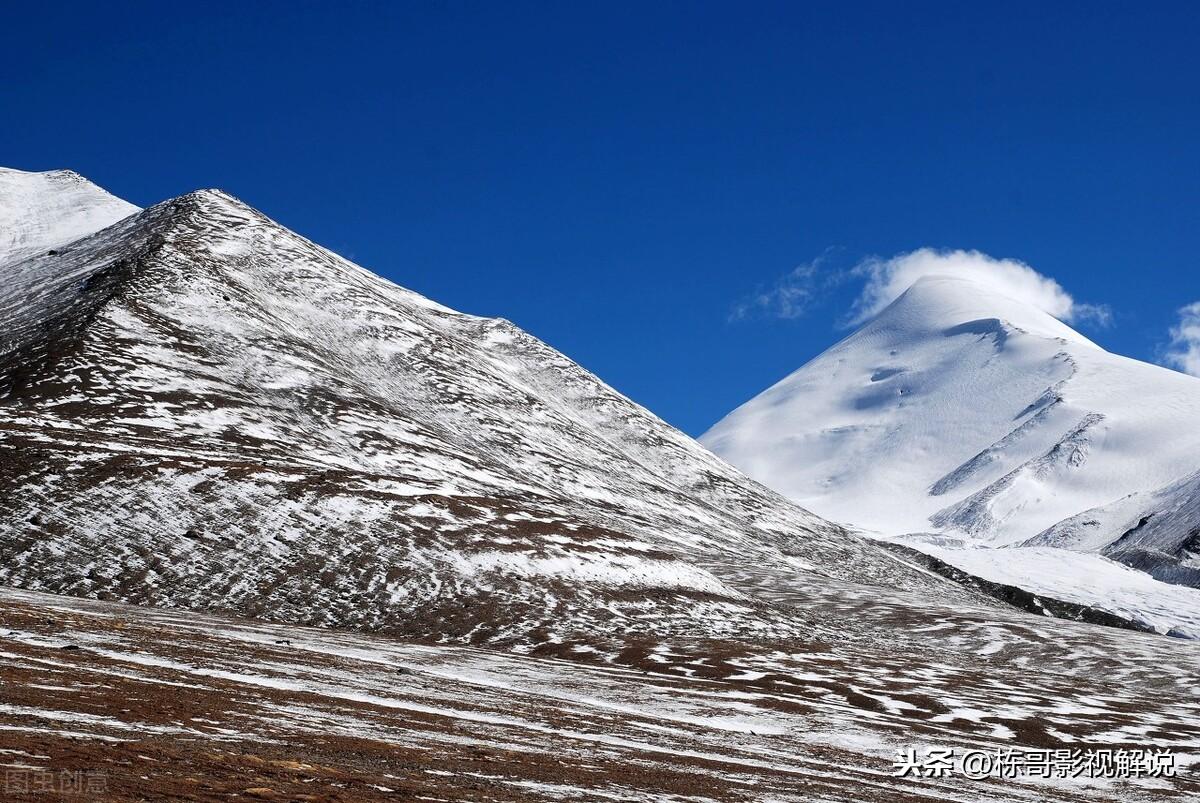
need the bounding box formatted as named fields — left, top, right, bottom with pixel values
left=0, top=167, right=137, bottom=268
left=704, top=273, right=1200, bottom=628
left=910, top=544, right=1200, bottom=639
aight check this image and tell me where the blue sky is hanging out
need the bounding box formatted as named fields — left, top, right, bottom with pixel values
left=4, top=2, right=1198, bottom=434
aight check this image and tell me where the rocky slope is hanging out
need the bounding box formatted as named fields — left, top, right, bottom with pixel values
left=0, top=167, right=974, bottom=652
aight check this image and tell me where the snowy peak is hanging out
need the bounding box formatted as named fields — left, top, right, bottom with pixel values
left=859, top=275, right=1097, bottom=347
left=704, top=271, right=1200, bottom=600
left=0, top=167, right=139, bottom=268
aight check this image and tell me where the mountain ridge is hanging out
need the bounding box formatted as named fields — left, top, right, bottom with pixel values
left=1, top=168, right=996, bottom=657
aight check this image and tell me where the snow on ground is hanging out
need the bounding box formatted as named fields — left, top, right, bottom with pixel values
left=0, top=168, right=980, bottom=654
left=3, top=587, right=1199, bottom=802
left=908, top=542, right=1200, bottom=638
left=5, top=168, right=1200, bottom=800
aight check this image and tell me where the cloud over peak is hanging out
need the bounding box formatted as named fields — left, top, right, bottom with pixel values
left=849, top=248, right=1109, bottom=326
left=730, top=247, right=1111, bottom=332
left=1163, top=302, right=1200, bottom=377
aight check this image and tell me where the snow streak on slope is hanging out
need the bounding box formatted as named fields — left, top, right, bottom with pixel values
left=5, top=584, right=1200, bottom=802
left=703, top=274, right=1200, bottom=624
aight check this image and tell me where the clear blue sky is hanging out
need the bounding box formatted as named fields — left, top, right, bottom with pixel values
left=4, top=2, right=1198, bottom=434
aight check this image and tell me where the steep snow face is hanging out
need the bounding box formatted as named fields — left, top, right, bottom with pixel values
left=703, top=275, right=1200, bottom=581
left=0, top=167, right=138, bottom=268
left=1029, top=469, right=1200, bottom=587
left=0, top=172, right=983, bottom=651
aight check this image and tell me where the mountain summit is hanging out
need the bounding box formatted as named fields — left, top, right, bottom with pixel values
left=704, top=273, right=1200, bottom=592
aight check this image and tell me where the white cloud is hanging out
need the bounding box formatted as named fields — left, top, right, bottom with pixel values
left=1072, top=302, right=1114, bottom=328
left=848, top=248, right=1109, bottom=326
left=730, top=258, right=826, bottom=321
left=1164, top=301, right=1200, bottom=377
left=731, top=247, right=1112, bottom=330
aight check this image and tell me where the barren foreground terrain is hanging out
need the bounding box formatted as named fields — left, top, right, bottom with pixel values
left=2, top=587, right=1197, bottom=802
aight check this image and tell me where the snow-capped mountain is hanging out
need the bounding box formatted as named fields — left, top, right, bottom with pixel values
left=1, top=167, right=993, bottom=652
left=703, top=274, right=1200, bottom=601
